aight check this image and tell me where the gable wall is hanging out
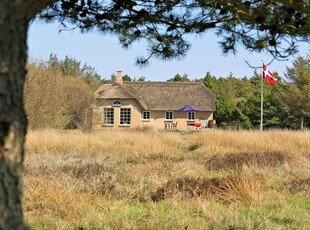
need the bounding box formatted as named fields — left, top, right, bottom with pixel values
left=92, top=99, right=143, bottom=129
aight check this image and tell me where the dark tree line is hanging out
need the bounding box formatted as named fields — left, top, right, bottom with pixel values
left=168, top=55, right=310, bottom=129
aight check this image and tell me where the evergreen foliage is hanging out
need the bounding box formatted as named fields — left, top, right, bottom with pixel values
left=279, top=56, right=310, bottom=129
left=46, top=53, right=104, bottom=89
left=167, top=73, right=191, bottom=82
left=202, top=57, right=310, bottom=129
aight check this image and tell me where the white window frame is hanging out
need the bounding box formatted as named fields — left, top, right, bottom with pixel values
left=188, top=111, right=196, bottom=121
left=103, top=108, right=114, bottom=125
left=165, top=111, right=173, bottom=120
left=120, top=108, right=131, bottom=125
left=142, top=111, right=151, bottom=120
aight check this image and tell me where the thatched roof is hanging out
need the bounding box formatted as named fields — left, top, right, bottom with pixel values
left=95, top=81, right=215, bottom=111
left=95, top=83, right=135, bottom=99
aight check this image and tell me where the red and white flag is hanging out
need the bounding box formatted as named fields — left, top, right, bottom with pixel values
left=262, top=63, right=277, bottom=86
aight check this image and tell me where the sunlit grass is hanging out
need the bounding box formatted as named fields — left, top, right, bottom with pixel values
left=24, top=129, right=310, bottom=229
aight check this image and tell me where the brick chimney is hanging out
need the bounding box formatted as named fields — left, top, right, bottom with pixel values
left=116, top=70, right=123, bottom=84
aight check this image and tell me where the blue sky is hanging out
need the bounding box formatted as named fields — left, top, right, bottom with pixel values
left=28, top=21, right=310, bottom=81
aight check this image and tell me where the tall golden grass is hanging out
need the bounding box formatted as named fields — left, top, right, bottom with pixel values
left=24, top=129, right=310, bottom=229
left=25, top=128, right=310, bottom=157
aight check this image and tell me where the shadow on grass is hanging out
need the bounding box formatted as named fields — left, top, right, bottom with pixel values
left=151, top=175, right=262, bottom=205
left=206, top=151, right=292, bottom=170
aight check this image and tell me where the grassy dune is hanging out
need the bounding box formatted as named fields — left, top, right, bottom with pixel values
left=24, top=129, right=310, bottom=229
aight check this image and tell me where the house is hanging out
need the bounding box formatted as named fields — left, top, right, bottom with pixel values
left=90, top=71, right=215, bottom=130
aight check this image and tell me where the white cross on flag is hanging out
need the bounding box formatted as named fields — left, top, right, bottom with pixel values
left=262, top=63, right=277, bottom=86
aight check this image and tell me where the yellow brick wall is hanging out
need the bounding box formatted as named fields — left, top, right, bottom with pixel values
left=92, top=99, right=214, bottom=130
left=138, top=111, right=213, bottom=130
left=92, top=99, right=142, bottom=129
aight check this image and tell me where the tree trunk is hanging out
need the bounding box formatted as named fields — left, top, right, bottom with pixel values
left=301, top=116, right=304, bottom=130
left=0, top=1, right=55, bottom=229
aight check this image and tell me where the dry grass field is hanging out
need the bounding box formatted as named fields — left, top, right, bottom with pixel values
left=23, top=129, right=310, bottom=229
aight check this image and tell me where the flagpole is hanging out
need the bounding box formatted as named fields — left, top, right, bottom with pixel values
left=260, top=61, right=263, bottom=131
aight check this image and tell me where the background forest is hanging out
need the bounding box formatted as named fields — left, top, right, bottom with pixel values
left=25, top=54, right=310, bottom=130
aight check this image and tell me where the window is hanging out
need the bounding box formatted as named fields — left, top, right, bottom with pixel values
left=103, top=108, right=114, bottom=125
left=120, top=108, right=131, bottom=125
left=142, top=111, right=151, bottom=120
left=188, top=111, right=196, bottom=120
left=112, top=100, right=121, bottom=106
left=165, top=111, right=173, bottom=120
